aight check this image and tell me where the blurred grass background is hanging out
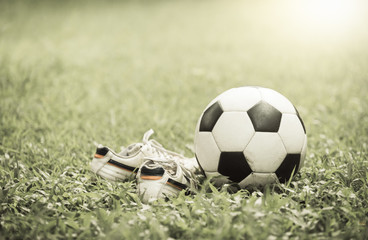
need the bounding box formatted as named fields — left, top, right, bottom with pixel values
left=1, top=0, right=368, bottom=150
left=1, top=0, right=368, bottom=238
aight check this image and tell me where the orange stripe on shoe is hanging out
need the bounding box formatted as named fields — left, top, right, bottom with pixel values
left=140, top=175, right=163, bottom=180
left=94, top=153, right=105, bottom=158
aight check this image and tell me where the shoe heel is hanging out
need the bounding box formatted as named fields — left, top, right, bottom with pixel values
left=140, top=166, right=164, bottom=179
left=139, top=166, right=165, bottom=202
left=94, top=146, right=109, bottom=158
left=91, top=146, right=110, bottom=173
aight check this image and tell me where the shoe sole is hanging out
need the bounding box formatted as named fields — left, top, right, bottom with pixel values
left=138, top=180, right=180, bottom=202
left=138, top=175, right=188, bottom=202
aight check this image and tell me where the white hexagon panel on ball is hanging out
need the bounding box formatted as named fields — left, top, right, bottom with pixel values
left=195, top=132, right=221, bottom=173
left=244, top=132, right=287, bottom=172
left=212, top=112, right=255, bottom=152
left=218, top=87, right=262, bottom=112
left=239, top=172, right=279, bottom=188
left=278, top=113, right=306, bottom=153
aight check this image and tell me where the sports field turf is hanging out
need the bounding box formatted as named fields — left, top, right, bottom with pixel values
left=0, top=0, right=367, bottom=239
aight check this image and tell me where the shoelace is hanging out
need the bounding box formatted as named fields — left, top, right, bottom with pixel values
left=142, top=129, right=186, bottom=162
left=142, top=130, right=200, bottom=177
left=144, top=157, right=179, bottom=175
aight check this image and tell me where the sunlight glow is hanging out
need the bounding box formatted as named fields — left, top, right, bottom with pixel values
left=294, top=0, right=365, bottom=35
left=303, top=0, right=359, bottom=27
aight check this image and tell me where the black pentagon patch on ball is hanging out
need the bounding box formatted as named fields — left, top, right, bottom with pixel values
left=199, top=101, right=223, bottom=132
left=294, top=107, right=306, bottom=134
left=218, top=152, right=252, bottom=183
left=247, top=101, right=282, bottom=132
left=275, top=154, right=301, bottom=183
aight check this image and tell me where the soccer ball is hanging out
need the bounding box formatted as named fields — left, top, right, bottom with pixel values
left=194, top=86, right=307, bottom=188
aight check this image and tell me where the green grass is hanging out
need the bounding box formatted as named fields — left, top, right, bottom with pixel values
left=1, top=0, right=368, bottom=239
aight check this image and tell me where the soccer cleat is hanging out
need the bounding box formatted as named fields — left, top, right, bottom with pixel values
left=91, top=129, right=199, bottom=181
left=137, top=157, right=198, bottom=203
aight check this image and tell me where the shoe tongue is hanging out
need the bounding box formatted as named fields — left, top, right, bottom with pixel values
left=119, top=143, right=143, bottom=156
left=127, top=143, right=143, bottom=155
